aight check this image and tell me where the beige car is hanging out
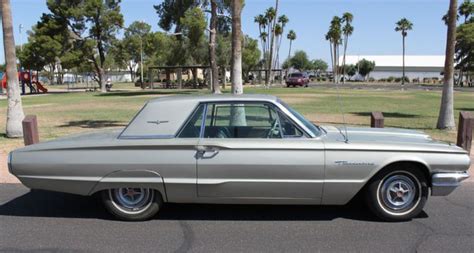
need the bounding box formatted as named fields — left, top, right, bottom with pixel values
left=8, top=94, right=471, bottom=221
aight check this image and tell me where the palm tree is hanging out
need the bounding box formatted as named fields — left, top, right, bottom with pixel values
left=395, top=18, right=413, bottom=85
left=459, top=0, right=474, bottom=23
left=273, top=23, right=283, bottom=68
left=341, top=12, right=354, bottom=84
left=254, top=14, right=268, bottom=61
left=265, top=3, right=278, bottom=85
left=275, top=15, right=288, bottom=68
left=437, top=0, right=457, bottom=129
left=326, top=16, right=342, bottom=84
left=2, top=0, right=25, bottom=137
left=287, top=30, right=296, bottom=59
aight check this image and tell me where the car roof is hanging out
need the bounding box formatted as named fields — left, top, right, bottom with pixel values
left=147, top=94, right=278, bottom=104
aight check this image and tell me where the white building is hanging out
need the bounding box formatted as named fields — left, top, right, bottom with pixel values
left=340, top=55, right=445, bottom=81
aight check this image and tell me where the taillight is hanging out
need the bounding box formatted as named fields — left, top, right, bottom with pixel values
left=298, top=78, right=302, bottom=82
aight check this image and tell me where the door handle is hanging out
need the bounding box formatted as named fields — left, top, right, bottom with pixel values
left=195, top=146, right=219, bottom=159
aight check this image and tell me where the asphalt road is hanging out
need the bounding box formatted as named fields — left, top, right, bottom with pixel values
left=0, top=183, right=473, bottom=253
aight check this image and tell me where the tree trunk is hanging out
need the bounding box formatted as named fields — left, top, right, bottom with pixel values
left=333, top=42, right=338, bottom=84
left=402, top=35, right=406, bottom=85
left=230, top=0, right=246, bottom=126
left=209, top=0, right=221, bottom=94
left=266, top=0, right=279, bottom=86
left=2, top=0, right=25, bottom=138
left=221, top=67, right=227, bottom=90
left=329, top=41, right=333, bottom=83
left=288, top=40, right=292, bottom=60
left=231, top=0, right=243, bottom=94
left=342, top=35, right=348, bottom=84
left=437, top=0, right=457, bottom=130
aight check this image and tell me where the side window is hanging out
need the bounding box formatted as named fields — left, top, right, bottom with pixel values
left=204, top=103, right=281, bottom=139
left=278, top=112, right=304, bottom=138
left=177, top=104, right=205, bottom=138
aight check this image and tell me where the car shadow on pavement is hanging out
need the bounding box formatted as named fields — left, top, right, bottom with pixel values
left=0, top=190, right=428, bottom=222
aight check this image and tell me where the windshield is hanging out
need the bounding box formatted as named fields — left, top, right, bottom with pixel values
left=290, top=73, right=303, bottom=77
left=278, top=99, right=322, bottom=137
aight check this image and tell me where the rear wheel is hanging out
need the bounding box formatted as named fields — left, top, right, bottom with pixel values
left=101, top=188, right=163, bottom=221
left=365, top=165, right=428, bottom=221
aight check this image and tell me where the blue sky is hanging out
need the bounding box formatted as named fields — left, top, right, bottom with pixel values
left=1, top=0, right=450, bottom=65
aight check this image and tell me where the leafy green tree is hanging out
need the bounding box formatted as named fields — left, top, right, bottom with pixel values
left=216, top=34, right=231, bottom=88
left=459, top=0, right=474, bottom=23
left=344, top=64, right=357, bottom=78
left=395, top=18, right=413, bottom=85
left=242, top=35, right=261, bottom=82
left=46, top=0, right=124, bottom=92
left=311, top=59, right=329, bottom=72
left=18, top=12, right=75, bottom=84
left=356, top=59, right=375, bottom=80
left=154, top=0, right=199, bottom=34
left=289, top=50, right=311, bottom=71
left=112, top=21, right=152, bottom=82
left=455, top=21, right=474, bottom=85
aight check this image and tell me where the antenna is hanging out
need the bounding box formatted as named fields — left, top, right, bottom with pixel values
left=335, top=70, right=349, bottom=143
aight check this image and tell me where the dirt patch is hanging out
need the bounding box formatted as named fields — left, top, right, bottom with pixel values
left=0, top=151, right=19, bottom=183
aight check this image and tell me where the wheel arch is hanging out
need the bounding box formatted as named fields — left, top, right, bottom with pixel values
left=88, top=170, right=168, bottom=202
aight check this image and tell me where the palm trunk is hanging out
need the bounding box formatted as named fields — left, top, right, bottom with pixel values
left=209, top=0, right=221, bottom=94
left=288, top=40, right=292, bottom=60
left=329, top=41, right=333, bottom=83
left=267, top=0, right=279, bottom=85
left=2, top=0, right=25, bottom=137
left=342, top=35, right=348, bottom=84
left=230, top=0, right=246, bottom=126
left=437, top=0, right=457, bottom=129
left=333, top=42, right=338, bottom=84
left=402, top=35, right=406, bottom=85
left=231, top=0, right=243, bottom=94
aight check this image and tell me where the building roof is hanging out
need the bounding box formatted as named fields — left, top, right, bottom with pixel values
left=340, top=55, right=445, bottom=68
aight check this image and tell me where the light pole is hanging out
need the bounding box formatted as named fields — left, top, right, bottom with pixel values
left=19, top=24, right=23, bottom=51
left=140, top=36, right=144, bottom=88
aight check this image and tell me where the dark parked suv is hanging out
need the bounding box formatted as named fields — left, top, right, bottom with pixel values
left=286, top=72, right=309, bottom=87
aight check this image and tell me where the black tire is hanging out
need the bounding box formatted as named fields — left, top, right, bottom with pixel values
left=365, top=164, right=428, bottom=221
left=101, top=188, right=163, bottom=221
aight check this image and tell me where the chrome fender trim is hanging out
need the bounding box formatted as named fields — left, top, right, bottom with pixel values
left=431, top=172, right=469, bottom=196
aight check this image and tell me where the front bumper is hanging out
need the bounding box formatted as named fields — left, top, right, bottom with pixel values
left=431, top=172, right=470, bottom=196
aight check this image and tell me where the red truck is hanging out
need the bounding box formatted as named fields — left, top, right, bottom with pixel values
left=286, top=72, right=310, bottom=87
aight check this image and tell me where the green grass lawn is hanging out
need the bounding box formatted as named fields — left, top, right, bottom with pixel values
left=1, top=85, right=473, bottom=153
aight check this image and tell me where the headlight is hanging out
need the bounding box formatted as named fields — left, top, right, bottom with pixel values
left=7, top=152, right=13, bottom=173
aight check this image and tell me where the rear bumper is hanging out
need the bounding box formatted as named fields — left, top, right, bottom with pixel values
left=431, top=172, right=470, bottom=196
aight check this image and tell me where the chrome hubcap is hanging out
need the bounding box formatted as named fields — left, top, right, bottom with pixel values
left=380, top=175, right=416, bottom=211
left=110, top=188, right=153, bottom=214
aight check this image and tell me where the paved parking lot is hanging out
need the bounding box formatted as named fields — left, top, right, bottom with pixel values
left=0, top=183, right=472, bottom=252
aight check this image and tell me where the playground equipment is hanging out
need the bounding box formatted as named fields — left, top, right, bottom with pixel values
left=1, top=70, right=48, bottom=95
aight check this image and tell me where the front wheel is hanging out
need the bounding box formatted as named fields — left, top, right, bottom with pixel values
left=101, top=188, right=163, bottom=221
left=365, top=166, right=428, bottom=221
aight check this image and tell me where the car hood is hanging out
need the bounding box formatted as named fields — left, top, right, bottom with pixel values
left=320, top=125, right=467, bottom=154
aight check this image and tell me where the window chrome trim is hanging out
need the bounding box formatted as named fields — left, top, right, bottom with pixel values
left=198, top=101, right=311, bottom=139
left=199, top=103, right=208, bottom=138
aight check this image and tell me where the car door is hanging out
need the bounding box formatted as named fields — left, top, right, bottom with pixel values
left=196, top=102, right=325, bottom=202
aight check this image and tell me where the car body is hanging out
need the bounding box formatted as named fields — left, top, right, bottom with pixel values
left=286, top=73, right=310, bottom=87
left=8, top=94, right=471, bottom=221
